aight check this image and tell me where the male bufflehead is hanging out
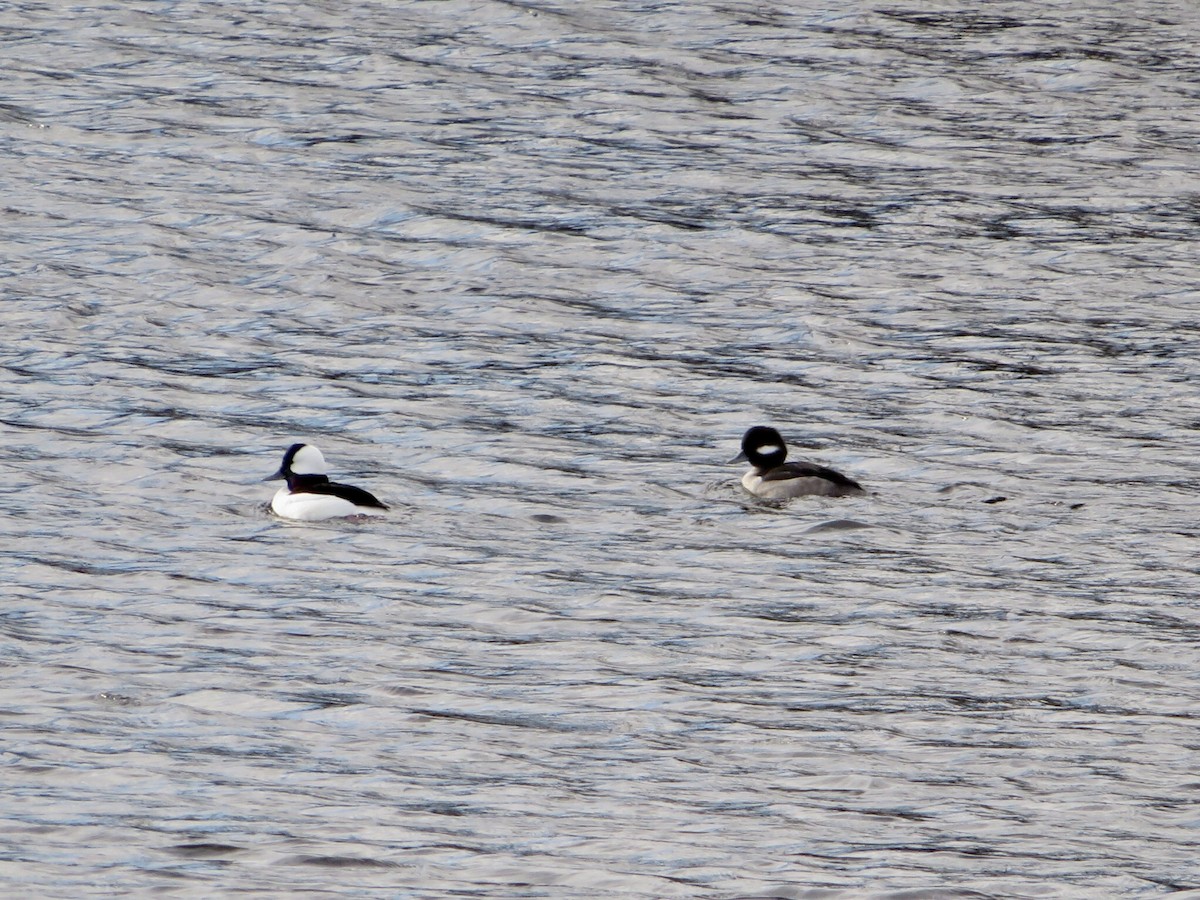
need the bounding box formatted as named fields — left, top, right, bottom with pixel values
left=265, top=443, right=388, bottom=521
left=730, top=426, right=864, bottom=499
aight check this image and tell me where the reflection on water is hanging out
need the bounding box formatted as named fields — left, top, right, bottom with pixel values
left=3, top=0, right=1200, bottom=896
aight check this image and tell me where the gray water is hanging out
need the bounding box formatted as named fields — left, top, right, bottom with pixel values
left=3, top=1, right=1200, bottom=897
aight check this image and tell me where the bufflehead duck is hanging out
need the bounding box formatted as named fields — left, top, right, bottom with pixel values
left=730, top=426, right=864, bottom=499
left=266, top=443, right=388, bottom=521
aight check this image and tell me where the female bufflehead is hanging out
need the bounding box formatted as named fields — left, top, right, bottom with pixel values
left=266, top=443, right=388, bottom=521
left=730, top=426, right=864, bottom=499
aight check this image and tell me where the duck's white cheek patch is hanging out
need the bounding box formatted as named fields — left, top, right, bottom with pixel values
left=755, top=445, right=782, bottom=456
left=291, top=445, right=328, bottom=475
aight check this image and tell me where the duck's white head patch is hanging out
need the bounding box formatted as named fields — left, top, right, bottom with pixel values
left=290, top=444, right=328, bottom=476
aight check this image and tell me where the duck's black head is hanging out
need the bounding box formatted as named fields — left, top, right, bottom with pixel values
left=730, top=426, right=788, bottom=470
left=265, top=442, right=329, bottom=485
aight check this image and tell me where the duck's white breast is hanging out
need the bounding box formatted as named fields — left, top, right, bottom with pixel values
left=742, top=471, right=850, bottom=499
left=271, top=488, right=385, bottom=521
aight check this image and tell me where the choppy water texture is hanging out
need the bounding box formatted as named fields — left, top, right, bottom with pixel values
left=3, top=1, right=1200, bottom=897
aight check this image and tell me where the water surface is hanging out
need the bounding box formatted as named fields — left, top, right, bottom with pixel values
left=3, top=1, right=1200, bottom=896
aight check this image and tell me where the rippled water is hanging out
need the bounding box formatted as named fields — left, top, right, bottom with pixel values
left=4, top=1, right=1200, bottom=896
